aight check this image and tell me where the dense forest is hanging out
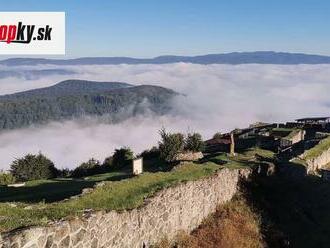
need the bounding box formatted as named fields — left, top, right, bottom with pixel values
left=0, top=80, right=177, bottom=130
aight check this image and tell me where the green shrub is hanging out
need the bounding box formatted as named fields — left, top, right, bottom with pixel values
left=102, top=156, right=113, bottom=169
left=213, top=132, right=222, bottom=139
left=71, top=158, right=101, bottom=178
left=159, top=128, right=185, bottom=162
left=57, top=168, right=72, bottom=178
left=112, top=147, right=134, bottom=170
left=185, top=133, right=205, bottom=152
left=10, top=153, right=58, bottom=181
left=0, top=173, right=16, bottom=185
left=139, top=146, right=160, bottom=160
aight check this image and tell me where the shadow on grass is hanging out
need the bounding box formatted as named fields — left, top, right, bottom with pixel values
left=143, top=157, right=173, bottom=172
left=199, top=152, right=228, bottom=165
left=244, top=174, right=330, bottom=248
left=201, top=151, right=273, bottom=170
left=0, top=172, right=131, bottom=204
left=0, top=156, right=177, bottom=204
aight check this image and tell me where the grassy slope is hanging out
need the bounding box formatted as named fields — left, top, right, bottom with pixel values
left=303, top=136, right=330, bottom=160
left=205, top=147, right=275, bottom=169
left=0, top=163, right=220, bottom=232
left=175, top=196, right=263, bottom=248
left=0, top=172, right=128, bottom=203
left=0, top=147, right=273, bottom=232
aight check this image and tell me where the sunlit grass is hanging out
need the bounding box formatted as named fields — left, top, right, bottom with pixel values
left=0, top=147, right=273, bottom=232
left=303, top=136, right=330, bottom=160
left=0, top=163, right=220, bottom=232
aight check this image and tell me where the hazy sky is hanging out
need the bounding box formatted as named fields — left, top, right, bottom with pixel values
left=1, top=0, right=330, bottom=57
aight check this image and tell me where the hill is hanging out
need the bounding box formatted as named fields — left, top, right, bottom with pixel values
left=2, top=51, right=330, bottom=66
left=0, top=80, right=132, bottom=99
left=0, top=80, right=177, bottom=130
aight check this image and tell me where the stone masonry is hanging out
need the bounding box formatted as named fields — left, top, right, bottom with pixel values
left=303, top=147, right=330, bottom=173
left=174, top=151, right=204, bottom=161
left=0, top=168, right=251, bottom=248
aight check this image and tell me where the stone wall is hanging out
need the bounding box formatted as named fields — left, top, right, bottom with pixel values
left=281, top=129, right=305, bottom=147
left=289, top=129, right=305, bottom=145
left=303, top=147, right=330, bottom=173
left=0, top=168, right=251, bottom=248
left=174, top=151, right=203, bottom=161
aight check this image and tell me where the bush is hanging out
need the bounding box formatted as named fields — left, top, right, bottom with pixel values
left=102, top=156, right=113, bottom=168
left=139, top=146, right=160, bottom=160
left=185, top=133, right=205, bottom=152
left=10, top=153, right=58, bottom=181
left=159, top=128, right=185, bottom=162
left=0, top=172, right=16, bottom=185
left=213, top=132, right=222, bottom=139
left=71, top=158, right=101, bottom=178
left=112, top=147, right=134, bottom=170
left=57, top=168, right=72, bottom=178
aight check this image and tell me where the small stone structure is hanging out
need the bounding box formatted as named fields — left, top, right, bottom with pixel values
left=132, top=158, right=143, bottom=175
left=230, top=132, right=235, bottom=156
left=0, top=168, right=251, bottom=248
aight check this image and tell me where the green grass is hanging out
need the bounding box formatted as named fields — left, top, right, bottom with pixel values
left=203, top=147, right=275, bottom=169
left=272, top=128, right=293, bottom=132
left=0, top=163, right=220, bottom=232
left=237, top=147, right=275, bottom=160
left=303, top=136, right=330, bottom=160
left=0, top=171, right=128, bottom=203
left=0, top=147, right=274, bottom=232
left=203, top=153, right=247, bottom=169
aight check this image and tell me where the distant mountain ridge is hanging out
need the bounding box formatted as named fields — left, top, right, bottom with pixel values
left=0, top=80, right=132, bottom=99
left=2, top=51, right=330, bottom=66
left=0, top=69, right=76, bottom=80
left=0, top=80, right=177, bottom=130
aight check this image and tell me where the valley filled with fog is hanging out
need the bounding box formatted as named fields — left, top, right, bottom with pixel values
left=1, top=63, right=330, bottom=169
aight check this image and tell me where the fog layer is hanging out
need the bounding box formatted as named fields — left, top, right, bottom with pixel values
left=1, top=63, right=330, bottom=169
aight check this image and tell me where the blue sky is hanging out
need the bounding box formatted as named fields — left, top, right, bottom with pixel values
left=1, top=0, right=330, bottom=57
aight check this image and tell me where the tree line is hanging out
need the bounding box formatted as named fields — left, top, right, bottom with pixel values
left=0, top=129, right=204, bottom=185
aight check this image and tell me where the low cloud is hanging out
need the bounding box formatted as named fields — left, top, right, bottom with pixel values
left=1, top=63, right=330, bottom=169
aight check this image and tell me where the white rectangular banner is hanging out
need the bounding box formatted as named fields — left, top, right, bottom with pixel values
left=0, top=12, right=65, bottom=55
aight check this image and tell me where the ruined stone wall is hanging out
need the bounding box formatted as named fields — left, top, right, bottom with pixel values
left=281, top=129, right=305, bottom=147
left=289, top=129, right=305, bottom=145
left=0, top=168, right=250, bottom=248
left=303, top=148, right=330, bottom=173
left=174, top=151, right=203, bottom=161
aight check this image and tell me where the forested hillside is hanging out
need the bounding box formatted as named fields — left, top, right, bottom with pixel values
left=0, top=80, right=177, bottom=130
